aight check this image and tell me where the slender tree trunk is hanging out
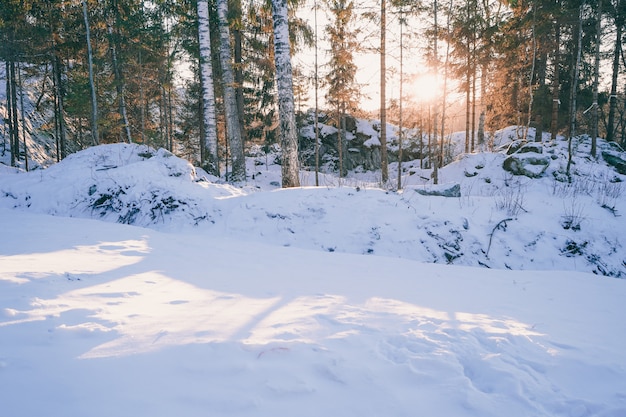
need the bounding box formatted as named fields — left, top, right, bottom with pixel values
left=550, top=19, right=561, bottom=141
left=607, top=14, right=622, bottom=143
left=441, top=0, right=452, bottom=166
left=218, top=0, right=246, bottom=181
left=7, top=60, right=17, bottom=167
left=380, top=0, right=388, bottom=184
left=591, top=0, right=602, bottom=157
left=477, top=62, right=486, bottom=149
left=397, top=6, right=403, bottom=191
left=82, top=0, right=99, bottom=146
left=168, top=84, right=174, bottom=152
left=471, top=26, right=477, bottom=151
left=52, top=55, right=67, bottom=159
left=271, top=0, right=300, bottom=188
left=230, top=0, right=246, bottom=144
left=314, top=0, right=320, bottom=186
left=525, top=3, right=537, bottom=142
left=338, top=111, right=344, bottom=180
left=17, top=62, right=28, bottom=171
left=465, top=56, right=470, bottom=153
left=4, top=62, right=9, bottom=157
left=464, top=0, right=470, bottom=153
left=139, top=49, right=146, bottom=144
left=107, top=21, right=131, bottom=143
left=198, top=0, right=220, bottom=176
left=432, top=0, right=439, bottom=184
left=567, top=5, right=583, bottom=177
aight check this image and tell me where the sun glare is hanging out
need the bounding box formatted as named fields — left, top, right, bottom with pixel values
left=411, top=73, right=442, bottom=103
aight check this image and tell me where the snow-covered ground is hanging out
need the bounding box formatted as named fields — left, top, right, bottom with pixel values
left=1, top=133, right=626, bottom=416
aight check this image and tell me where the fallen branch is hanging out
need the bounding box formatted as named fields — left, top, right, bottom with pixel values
left=487, top=218, right=514, bottom=257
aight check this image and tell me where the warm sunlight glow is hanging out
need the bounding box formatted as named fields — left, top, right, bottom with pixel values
left=410, top=73, right=442, bottom=103
left=0, top=240, right=149, bottom=284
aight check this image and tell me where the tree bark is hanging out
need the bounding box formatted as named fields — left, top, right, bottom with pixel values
left=198, top=0, right=220, bottom=176
left=591, top=0, right=602, bottom=157
left=218, top=0, right=246, bottom=182
left=380, top=0, right=389, bottom=183
left=567, top=5, right=583, bottom=177
left=271, top=0, right=300, bottom=188
left=107, top=21, right=131, bottom=144
left=607, top=1, right=622, bottom=143
left=550, top=19, right=560, bottom=141
left=82, top=0, right=99, bottom=146
left=230, top=0, right=246, bottom=144
left=431, top=0, right=439, bottom=184
left=17, top=62, right=28, bottom=171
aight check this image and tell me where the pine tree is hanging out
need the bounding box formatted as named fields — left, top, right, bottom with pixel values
left=324, top=0, right=360, bottom=178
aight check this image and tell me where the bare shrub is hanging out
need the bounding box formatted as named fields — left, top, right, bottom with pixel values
left=495, top=174, right=527, bottom=216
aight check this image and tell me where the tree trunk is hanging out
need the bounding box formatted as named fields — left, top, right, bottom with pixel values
left=218, top=0, right=246, bottom=182
left=51, top=55, right=67, bottom=159
left=397, top=6, right=403, bottom=191
left=107, top=21, right=131, bottom=144
left=82, top=0, right=99, bottom=146
left=477, top=62, right=487, bottom=149
left=441, top=0, right=452, bottom=166
left=17, top=62, right=28, bottom=171
left=567, top=5, right=583, bottom=177
left=607, top=4, right=622, bottom=143
left=471, top=44, right=476, bottom=151
left=314, top=0, right=320, bottom=186
left=550, top=19, right=560, bottom=141
left=271, top=0, right=300, bottom=188
left=230, top=0, right=246, bottom=144
left=464, top=0, right=470, bottom=153
left=198, top=0, right=220, bottom=176
left=525, top=4, right=537, bottom=142
left=380, top=0, right=388, bottom=183
left=6, top=60, right=17, bottom=167
left=591, top=0, right=602, bottom=157
left=431, top=0, right=439, bottom=184
left=338, top=111, right=344, bottom=180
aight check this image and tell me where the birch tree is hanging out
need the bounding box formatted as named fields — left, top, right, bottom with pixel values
left=217, top=0, right=246, bottom=181
left=198, top=0, right=220, bottom=176
left=271, top=0, right=300, bottom=188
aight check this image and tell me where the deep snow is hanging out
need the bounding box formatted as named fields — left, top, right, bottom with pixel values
left=1, top=131, right=626, bottom=416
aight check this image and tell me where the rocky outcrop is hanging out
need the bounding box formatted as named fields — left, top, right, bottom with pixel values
left=602, top=150, right=626, bottom=175
left=503, top=143, right=551, bottom=178
left=410, top=183, right=461, bottom=197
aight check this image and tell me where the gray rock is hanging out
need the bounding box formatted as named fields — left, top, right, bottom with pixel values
left=503, top=153, right=551, bottom=178
left=412, top=183, right=461, bottom=197
left=602, top=150, right=626, bottom=175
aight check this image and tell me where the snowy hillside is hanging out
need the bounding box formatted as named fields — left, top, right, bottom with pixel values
left=1, top=132, right=626, bottom=417
left=1, top=129, right=624, bottom=276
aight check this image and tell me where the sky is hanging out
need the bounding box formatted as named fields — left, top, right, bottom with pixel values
left=1, top=122, right=626, bottom=416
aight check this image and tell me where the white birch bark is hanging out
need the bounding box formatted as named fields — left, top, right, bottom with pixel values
left=198, top=0, right=220, bottom=176
left=271, top=0, right=300, bottom=188
left=217, top=0, right=246, bottom=182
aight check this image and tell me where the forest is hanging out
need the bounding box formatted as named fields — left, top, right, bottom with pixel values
left=0, top=0, right=624, bottom=187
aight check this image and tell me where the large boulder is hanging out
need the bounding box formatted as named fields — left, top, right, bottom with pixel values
left=503, top=143, right=551, bottom=178
left=602, top=150, right=626, bottom=175
left=411, top=183, right=461, bottom=197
